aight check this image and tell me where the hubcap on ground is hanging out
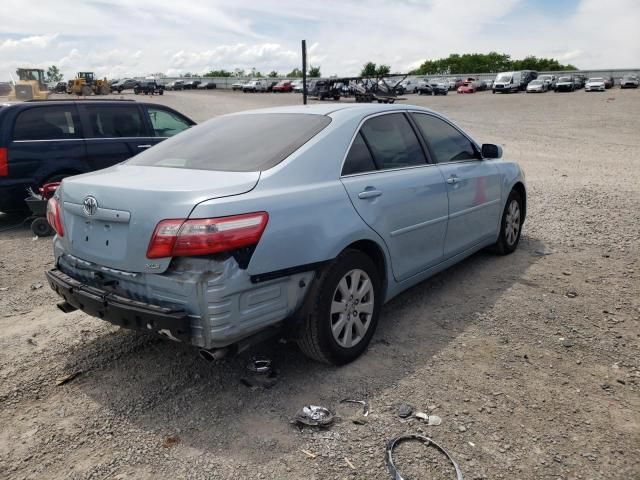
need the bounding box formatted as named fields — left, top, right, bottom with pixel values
left=330, top=269, right=374, bottom=349
left=505, top=199, right=521, bottom=246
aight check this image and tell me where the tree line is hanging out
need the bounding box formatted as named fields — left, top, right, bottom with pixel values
left=410, top=52, right=577, bottom=75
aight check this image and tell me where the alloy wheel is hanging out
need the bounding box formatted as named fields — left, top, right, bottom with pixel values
left=505, top=199, right=521, bottom=246
left=330, top=269, right=375, bottom=349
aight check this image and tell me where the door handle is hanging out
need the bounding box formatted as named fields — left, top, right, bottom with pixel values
left=358, top=189, right=383, bottom=199
left=137, top=144, right=152, bottom=149
left=446, top=175, right=459, bottom=184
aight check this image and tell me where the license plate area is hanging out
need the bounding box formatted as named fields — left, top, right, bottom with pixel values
left=71, top=219, right=128, bottom=260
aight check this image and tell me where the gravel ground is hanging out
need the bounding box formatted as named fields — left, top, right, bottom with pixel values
left=1, top=89, right=639, bottom=480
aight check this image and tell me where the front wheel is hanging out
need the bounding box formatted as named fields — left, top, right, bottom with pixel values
left=297, top=249, right=381, bottom=365
left=490, top=190, right=523, bottom=255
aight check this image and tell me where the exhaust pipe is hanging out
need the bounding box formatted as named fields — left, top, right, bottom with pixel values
left=57, top=301, right=77, bottom=314
left=199, top=347, right=229, bottom=362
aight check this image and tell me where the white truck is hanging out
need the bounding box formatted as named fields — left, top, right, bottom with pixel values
left=242, top=79, right=269, bottom=93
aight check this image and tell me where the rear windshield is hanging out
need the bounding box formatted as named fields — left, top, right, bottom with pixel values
left=127, top=113, right=331, bottom=172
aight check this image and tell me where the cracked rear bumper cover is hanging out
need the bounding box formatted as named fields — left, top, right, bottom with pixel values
left=46, top=268, right=191, bottom=342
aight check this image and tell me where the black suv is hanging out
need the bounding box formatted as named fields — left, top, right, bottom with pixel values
left=134, top=80, right=164, bottom=95
left=0, top=100, right=195, bottom=213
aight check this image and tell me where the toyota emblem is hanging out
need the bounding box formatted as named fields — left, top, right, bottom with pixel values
left=83, top=196, right=98, bottom=216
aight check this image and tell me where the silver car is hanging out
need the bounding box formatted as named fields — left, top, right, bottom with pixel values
left=46, top=105, right=526, bottom=364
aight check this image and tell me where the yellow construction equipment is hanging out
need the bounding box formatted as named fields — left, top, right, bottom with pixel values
left=69, top=72, right=110, bottom=96
left=8, top=68, right=50, bottom=101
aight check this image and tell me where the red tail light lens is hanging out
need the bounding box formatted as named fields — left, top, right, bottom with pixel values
left=0, top=148, right=8, bottom=177
left=146, top=212, right=269, bottom=259
left=46, top=197, right=64, bottom=237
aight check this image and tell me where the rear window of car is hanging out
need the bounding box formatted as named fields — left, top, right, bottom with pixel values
left=127, top=113, right=331, bottom=172
left=13, top=106, right=81, bottom=141
left=84, top=105, right=146, bottom=138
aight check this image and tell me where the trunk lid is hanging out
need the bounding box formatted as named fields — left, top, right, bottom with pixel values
left=58, top=165, right=259, bottom=273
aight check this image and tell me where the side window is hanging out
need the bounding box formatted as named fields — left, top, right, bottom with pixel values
left=360, top=113, right=426, bottom=170
left=147, top=108, right=191, bottom=137
left=13, top=106, right=81, bottom=141
left=85, top=105, right=146, bottom=138
left=342, top=132, right=377, bottom=175
left=411, top=113, right=478, bottom=163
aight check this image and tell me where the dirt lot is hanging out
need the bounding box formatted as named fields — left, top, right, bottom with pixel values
left=1, top=89, right=639, bottom=480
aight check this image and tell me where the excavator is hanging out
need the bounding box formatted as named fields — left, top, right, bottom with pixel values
left=8, top=68, right=50, bottom=101
left=69, top=72, right=110, bottom=96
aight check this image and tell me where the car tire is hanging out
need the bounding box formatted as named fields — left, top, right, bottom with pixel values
left=297, top=249, right=382, bottom=365
left=490, top=189, right=523, bottom=255
left=31, top=217, right=53, bottom=237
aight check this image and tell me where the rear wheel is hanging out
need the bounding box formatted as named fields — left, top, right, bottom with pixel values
left=490, top=189, right=523, bottom=255
left=297, top=249, right=381, bottom=365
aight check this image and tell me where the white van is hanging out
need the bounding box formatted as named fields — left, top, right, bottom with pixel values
left=492, top=71, right=522, bottom=93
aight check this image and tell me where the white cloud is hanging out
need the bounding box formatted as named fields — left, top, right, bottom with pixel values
left=0, top=34, right=57, bottom=51
left=0, top=0, right=638, bottom=81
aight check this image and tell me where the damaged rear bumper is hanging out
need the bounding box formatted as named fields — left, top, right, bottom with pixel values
left=46, top=268, right=191, bottom=342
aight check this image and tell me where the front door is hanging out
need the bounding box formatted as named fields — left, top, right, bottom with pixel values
left=411, top=112, right=502, bottom=257
left=340, top=113, right=449, bottom=282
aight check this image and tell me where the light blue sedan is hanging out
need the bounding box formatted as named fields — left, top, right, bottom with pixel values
left=46, top=104, right=526, bottom=365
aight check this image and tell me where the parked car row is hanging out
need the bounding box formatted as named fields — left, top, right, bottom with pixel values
left=95, top=74, right=638, bottom=96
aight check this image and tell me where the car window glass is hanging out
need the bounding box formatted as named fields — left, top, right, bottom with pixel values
left=359, top=113, right=426, bottom=170
left=147, top=108, right=191, bottom=137
left=342, top=132, right=377, bottom=175
left=13, top=106, right=81, bottom=141
left=411, top=113, right=477, bottom=163
left=85, top=105, right=146, bottom=138
left=127, top=113, right=331, bottom=172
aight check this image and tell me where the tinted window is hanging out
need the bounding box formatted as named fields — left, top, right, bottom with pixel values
left=13, top=106, right=81, bottom=141
left=412, top=114, right=477, bottom=163
left=359, top=113, right=426, bottom=170
left=342, top=132, right=376, bottom=175
left=127, top=113, right=331, bottom=172
left=147, top=108, right=191, bottom=137
left=85, top=105, right=146, bottom=138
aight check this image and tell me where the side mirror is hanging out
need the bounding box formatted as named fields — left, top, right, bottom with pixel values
left=481, top=144, right=502, bottom=159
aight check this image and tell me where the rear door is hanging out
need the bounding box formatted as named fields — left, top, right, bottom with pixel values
left=9, top=104, right=86, bottom=186
left=79, top=103, right=155, bottom=171
left=411, top=112, right=502, bottom=258
left=340, top=112, right=449, bottom=282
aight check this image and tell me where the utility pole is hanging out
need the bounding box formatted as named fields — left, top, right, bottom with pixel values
left=302, top=40, right=307, bottom=105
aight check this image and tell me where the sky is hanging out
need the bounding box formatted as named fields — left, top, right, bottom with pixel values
left=0, top=0, right=638, bottom=81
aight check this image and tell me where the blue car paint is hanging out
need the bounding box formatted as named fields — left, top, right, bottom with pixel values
left=50, top=104, right=526, bottom=349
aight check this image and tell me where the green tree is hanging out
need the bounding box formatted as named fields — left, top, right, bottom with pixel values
left=286, top=68, right=303, bottom=77
left=204, top=69, right=232, bottom=77
left=268, top=70, right=279, bottom=78
left=46, top=65, right=63, bottom=82
left=308, top=65, right=321, bottom=77
left=361, top=62, right=377, bottom=77
left=376, top=64, right=391, bottom=75
left=411, top=52, right=577, bottom=75
left=233, top=68, right=246, bottom=77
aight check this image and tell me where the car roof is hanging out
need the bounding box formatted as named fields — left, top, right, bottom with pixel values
left=0, top=99, right=164, bottom=109
left=231, top=103, right=436, bottom=118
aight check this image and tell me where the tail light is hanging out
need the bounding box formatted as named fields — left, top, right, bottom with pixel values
left=0, top=148, right=7, bottom=176
left=46, top=197, right=64, bottom=237
left=147, top=212, right=269, bottom=259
